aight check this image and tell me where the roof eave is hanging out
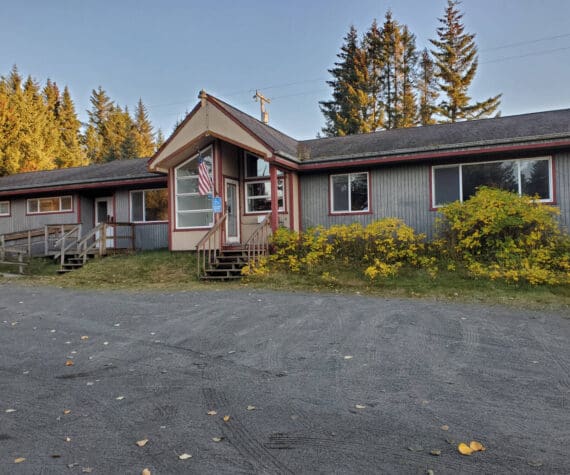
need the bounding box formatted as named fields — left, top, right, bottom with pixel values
left=300, top=133, right=570, bottom=166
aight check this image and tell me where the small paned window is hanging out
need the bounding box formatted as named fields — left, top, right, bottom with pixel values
left=330, top=172, right=369, bottom=213
left=0, top=201, right=9, bottom=216
left=27, top=196, right=73, bottom=214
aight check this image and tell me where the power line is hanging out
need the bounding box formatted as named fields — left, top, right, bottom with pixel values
left=481, top=32, right=570, bottom=52
left=482, top=45, right=570, bottom=64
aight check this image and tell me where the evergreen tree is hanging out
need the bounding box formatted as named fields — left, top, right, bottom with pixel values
left=417, top=49, right=439, bottom=125
left=320, top=26, right=380, bottom=136
left=378, top=11, right=402, bottom=129
left=133, top=98, right=155, bottom=157
left=363, top=19, right=385, bottom=129
left=430, top=0, right=501, bottom=122
left=56, top=87, right=87, bottom=168
left=155, top=128, right=165, bottom=150
left=398, top=26, right=419, bottom=128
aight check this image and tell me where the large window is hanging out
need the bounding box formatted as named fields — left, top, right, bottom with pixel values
left=131, top=189, right=168, bottom=222
left=244, top=152, right=284, bottom=213
left=432, top=157, right=553, bottom=207
left=0, top=201, right=9, bottom=216
left=175, top=147, right=214, bottom=228
left=330, top=172, right=369, bottom=213
left=27, top=196, right=72, bottom=214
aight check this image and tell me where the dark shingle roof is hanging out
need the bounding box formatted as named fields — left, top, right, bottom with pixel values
left=210, top=96, right=299, bottom=157
left=207, top=93, right=570, bottom=164
left=299, top=108, right=570, bottom=162
left=0, top=158, right=164, bottom=192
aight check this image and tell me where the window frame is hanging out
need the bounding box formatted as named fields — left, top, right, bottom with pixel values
left=26, top=195, right=73, bottom=215
left=174, top=146, right=215, bottom=230
left=431, top=156, right=554, bottom=209
left=243, top=151, right=286, bottom=215
left=244, top=178, right=285, bottom=214
left=129, top=188, right=168, bottom=223
left=0, top=200, right=9, bottom=217
left=329, top=171, right=371, bottom=215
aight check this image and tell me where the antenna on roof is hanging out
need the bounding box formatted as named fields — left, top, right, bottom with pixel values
left=253, top=90, right=271, bottom=124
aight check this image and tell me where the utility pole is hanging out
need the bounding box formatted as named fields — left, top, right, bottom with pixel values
left=253, top=90, right=271, bottom=124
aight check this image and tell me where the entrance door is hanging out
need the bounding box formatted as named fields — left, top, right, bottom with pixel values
left=94, top=197, right=114, bottom=248
left=225, top=179, right=240, bottom=243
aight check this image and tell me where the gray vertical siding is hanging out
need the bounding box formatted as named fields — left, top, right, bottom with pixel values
left=80, top=196, right=94, bottom=232
left=301, top=164, right=436, bottom=236
left=556, top=153, right=570, bottom=232
left=0, top=195, right=80, bottom=235
left=134, top=223, right=168, bottom=250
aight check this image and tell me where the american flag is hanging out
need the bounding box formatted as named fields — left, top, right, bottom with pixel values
left=198, top=158, right=213, bottom=196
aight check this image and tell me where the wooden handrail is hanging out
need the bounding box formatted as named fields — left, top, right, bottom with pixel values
left=196, top=213, right=228, bottom=277
left=244, top=212, right=272, bottom=268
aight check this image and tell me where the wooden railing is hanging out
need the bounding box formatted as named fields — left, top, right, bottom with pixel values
left=244, top=212, right=272, bottom=267
left=196, top=213, right=227, bottom=277
left=53, top=225, right=82, bottom=265
left=0, top=247, right=28, bottom=274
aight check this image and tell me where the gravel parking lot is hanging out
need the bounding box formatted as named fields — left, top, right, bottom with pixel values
left=0, top=283, right=568, bottom=474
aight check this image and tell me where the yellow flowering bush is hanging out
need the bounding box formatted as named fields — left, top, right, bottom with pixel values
left=438, top=187, right=570, bottom=285
left=266, top=218, right=430, bottom=280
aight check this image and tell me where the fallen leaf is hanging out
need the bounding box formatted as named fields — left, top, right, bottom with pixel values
left=458, top=442, right=473, bottom=456
left=528, top=460, right=543, bottom=468
left=115, top=396, right=125, bottom=401
left=136, top=439, right=149, bottom=447
left=178, top=453, right=192, bottom=460
left=103, top=341, right=109, bottom=345
left=427, top=470, right=435, bottom=475
left=80, top=336, right=89, bottom=340
left=355, top=404, right=366, bottom=409
left=5, top=408, right=16, bottom=413
left=207, top=410, right=217, bottom=416
left=408, top=445, right=423, bottom=452
left=63, top=409, right=71, bottom=415
left=469, top=440, right=485, bottom=452
left=445, top=437, right=455, bottom=445
left=67, top=463, right=79, bottom=468
left=223, top=415, right=230, bottom=422
left=246, top=405, right=256, bottom=411
left=65, top=437, right=72, bottom=442
left=65, top=360, right=74, bottom=366
left=82, top=468, right=93, bottom=473
left=440, top=424, right=449, bottom=431
left=430, top=449, right=441, bottom=456
left=142, top=469, right=151, bottom=475
left=14, top=457, right=25, bottom=464
left=212, top=437, right=223, bottom=442
left=51, top=454, right=61, bottom=458
left=344, top=355, right=353, bottom=360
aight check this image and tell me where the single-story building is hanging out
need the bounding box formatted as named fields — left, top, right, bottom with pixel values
left=0, top=159, right=168, bottom=254
left=148, top=90, right=570, bottom=254
left=1, top=90, right=569, bottom=264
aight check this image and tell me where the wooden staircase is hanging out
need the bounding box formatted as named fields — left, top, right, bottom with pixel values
left=196, top=212, right=272, bottom=281
left=201, top=247, right=248, bottom=280
left=56, top=250, right=97, bottom=274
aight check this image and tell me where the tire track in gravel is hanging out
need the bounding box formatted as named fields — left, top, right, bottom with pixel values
left=201, top=387, right=294, bottom=474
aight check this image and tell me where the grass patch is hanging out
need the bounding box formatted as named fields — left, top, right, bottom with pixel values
left=243, top=265, right=570, bottom=313
left=3, top=250, right=569, bottom=312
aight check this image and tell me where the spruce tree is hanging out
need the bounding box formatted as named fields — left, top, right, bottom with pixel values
left=133, top=98, right=155, bottom=157
left=56, top=87, right=87, bottom=168
left=379, top=11, right=402, bottom=130
left=320, top=26, right=380, bottom=136
left=417, top=49, right=438, bottom=125
left=363, top=19, right=385, bottom=129
left=398, top=26, right=419, bottom=128
left=430, top=0, right=501, bottom=122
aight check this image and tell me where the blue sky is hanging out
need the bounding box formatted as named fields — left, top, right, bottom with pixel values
left=1, top=0, right=570, bottom=140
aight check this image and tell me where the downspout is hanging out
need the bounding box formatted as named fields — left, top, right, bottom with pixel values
left=269, top=164, right=279, bottom=232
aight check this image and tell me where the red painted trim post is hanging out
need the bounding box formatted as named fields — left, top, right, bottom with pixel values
left=270, top=164, right=279, bottom=232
